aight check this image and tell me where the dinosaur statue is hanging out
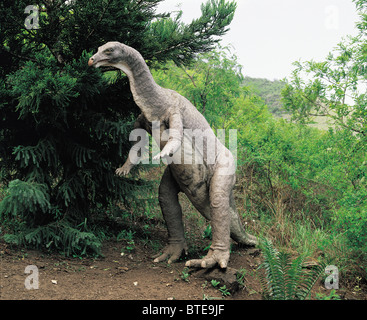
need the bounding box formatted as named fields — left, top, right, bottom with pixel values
left=88, top=42, right=257, bottom=269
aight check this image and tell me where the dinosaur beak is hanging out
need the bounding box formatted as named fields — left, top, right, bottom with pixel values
left=88, top=57, right=95, bottom=66
left=88, top=54, right=109, bottom=68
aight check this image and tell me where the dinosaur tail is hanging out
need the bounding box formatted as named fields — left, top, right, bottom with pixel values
left=229, top=198, right=257, bottom=246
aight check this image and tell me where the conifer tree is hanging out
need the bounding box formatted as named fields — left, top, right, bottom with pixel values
left=0, top=0, right=236, bottom=255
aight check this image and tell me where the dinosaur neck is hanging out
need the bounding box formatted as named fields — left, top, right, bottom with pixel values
left=115, top=47, right=166, bottom=121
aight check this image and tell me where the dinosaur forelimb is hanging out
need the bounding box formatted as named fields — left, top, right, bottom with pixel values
left=115, top=162, right=133, bottom=176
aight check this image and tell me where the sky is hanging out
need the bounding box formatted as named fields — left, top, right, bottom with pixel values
left=157, top=0, right=360, bottom=80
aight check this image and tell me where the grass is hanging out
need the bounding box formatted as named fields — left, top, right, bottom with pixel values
left=238, top=198, right=354, bottom=276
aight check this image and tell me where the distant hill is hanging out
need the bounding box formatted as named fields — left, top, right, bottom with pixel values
left=243, top=77, right=334, bottom=130
left=243, top=77, right=288, bottom=116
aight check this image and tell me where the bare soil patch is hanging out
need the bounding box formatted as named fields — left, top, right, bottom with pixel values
left=1, top=235, right=366, bottom=301
left=0, top=239, right=263, bottom=300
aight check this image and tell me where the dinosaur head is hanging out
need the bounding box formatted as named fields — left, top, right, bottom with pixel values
left=88, top=41, right=128, bottom=68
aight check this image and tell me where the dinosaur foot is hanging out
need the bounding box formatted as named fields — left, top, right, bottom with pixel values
left=152, top=241, right=188, bottom=264
left=185, top=248, right=230, bottom=269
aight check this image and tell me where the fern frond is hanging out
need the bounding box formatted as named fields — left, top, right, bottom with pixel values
left=296, top=262, right=326, bottom=300
left=258, top=238, right=325, bottom=300
left=259, top=238, right=286, bottom=300
left=284, top=254, right=305, bottom=299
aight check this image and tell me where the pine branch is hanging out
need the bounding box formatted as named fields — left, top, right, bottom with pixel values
left=85, top=0, right=113, bottom=42
left=5, top=50, right=39, bottom=64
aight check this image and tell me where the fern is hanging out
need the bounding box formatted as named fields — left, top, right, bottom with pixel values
left=258, top=238, right=326, bottom=300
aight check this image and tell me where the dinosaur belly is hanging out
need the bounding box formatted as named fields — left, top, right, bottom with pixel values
left=170, top=163, right=212, bottom=221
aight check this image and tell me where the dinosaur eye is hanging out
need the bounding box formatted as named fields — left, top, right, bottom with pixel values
left=104, top=48, right=113, bottom=54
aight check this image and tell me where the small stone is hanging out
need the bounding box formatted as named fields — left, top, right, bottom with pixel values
left=194, top=267, right=241, bottom=294
left=248, top=248, right=261, bottom=257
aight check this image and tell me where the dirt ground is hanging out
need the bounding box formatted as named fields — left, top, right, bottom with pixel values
left=1, top=236, right=366, bottom=301
left=0, top=238, right=263, bottom=300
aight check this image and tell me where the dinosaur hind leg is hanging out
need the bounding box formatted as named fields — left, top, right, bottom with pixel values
left=153, top=167, right=188, bottom=264
left=189, top=191, right=257, bottom=246
left=186, top=170, right=234, bottom=269
left=185, top=171, right=257, bottom=269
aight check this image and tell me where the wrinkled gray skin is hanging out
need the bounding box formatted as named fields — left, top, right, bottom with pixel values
left=89, top=42, right=257, bottom=269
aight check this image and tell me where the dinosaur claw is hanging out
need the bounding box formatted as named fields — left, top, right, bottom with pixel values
left=152, top=242, right=187, bottom=265
left=185, top=249, right=229, bottom=269
left=219, top=260, right=227, bottom=269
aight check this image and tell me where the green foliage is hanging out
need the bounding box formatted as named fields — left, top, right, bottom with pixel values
left=0, top=179, right=51, bottom=220
left=149, top=0, right=237, bottom=65
left=203, top=225, right=212, bottom=240
left=236, top=268, right=247, bottom=287
left=180, top=267, right=191, bottom=282
left=237, top=103, right=366, bottom=276
left=237, top=117, right=333, bottom=219
left=281, top=10, right=367, bottom=137
left=334, top=189, right=367, bottom=253
left=3, top=221, right=101, bottom=257
left=242, top=77, right=287, bottom=116
left=117, top=229, right=136, bottom=253
left=210, top=279, right=220, bottom=287
left=316, top=289, right=341, bottom=300
left=0, top=179, right=101, bottom=256
left=218, top=285, right=231, bottom=297
left=278, top=0, right=367, bottom=273
left=210, top=280, right=231, bottom=297
left=258, top=238, right=326, bottom=300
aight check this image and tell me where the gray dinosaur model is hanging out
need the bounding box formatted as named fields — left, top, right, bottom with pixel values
left=89, top=42, right=257, bottom=269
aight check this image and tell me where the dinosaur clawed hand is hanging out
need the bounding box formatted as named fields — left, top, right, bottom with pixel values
left=152, top=149, right=173, bottom=161
left=185, top=248, right=230, bottom=269
left=115, top=164, right=132, bottom=176
left=153, top=139, right=181, bottom=161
